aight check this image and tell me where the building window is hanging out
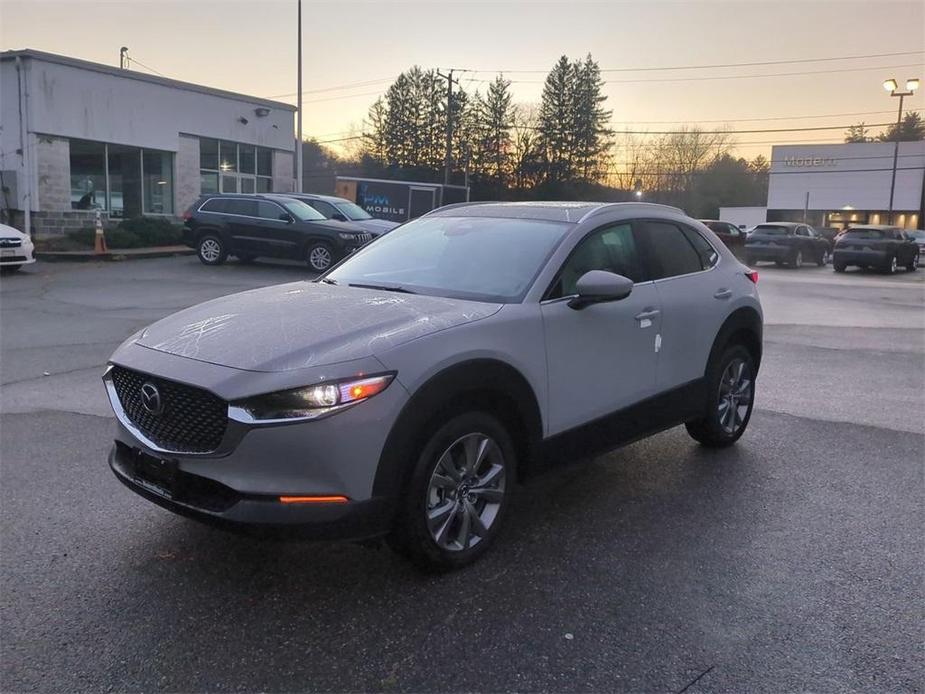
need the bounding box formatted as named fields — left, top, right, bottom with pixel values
left=69, top=139, right=173, bottom=216
left=143, top=150, right=174, bottom=214
left=70, top=140, right=106, bottom=210
left=200, top=139, right=273, bottom=194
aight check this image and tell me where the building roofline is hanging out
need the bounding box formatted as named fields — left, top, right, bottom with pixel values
left=1, top=48, right=297, bottom=112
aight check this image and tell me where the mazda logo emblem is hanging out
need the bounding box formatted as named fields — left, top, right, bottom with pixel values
left=140, top=382, right=164, bottom=415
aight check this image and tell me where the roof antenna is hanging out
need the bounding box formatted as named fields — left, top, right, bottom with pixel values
left=120, top=47, right=129, bottom=70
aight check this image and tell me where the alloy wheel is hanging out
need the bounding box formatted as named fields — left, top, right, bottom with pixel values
left=889, top=256, right=897, bottom=274
left=717, top=358, right=753, bottom=435
left=425, top=433, right=507, bottom=552
left=794, top=250, right=803, bottom=268
left=309, top=246, right=332, bottom=271
left=200, top=238, right=221, bottom=262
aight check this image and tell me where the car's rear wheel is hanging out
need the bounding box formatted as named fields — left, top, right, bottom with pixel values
left=388, top=412, right=515, bottom=571
left=908, top=254, right=919, bottom=272
left=790, top=249, right=803, bottom=268
left=197, top=235, right=226, bottom=266
left=686, top=345, right=756, bottom=448
left=833, top=260, right=847, bottom=273
left=306, top=241, right=334, bottom=272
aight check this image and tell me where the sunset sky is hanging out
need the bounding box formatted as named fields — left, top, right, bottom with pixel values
left=2, top=0, right=923, bottom=160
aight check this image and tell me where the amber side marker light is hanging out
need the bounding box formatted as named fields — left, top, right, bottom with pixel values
left=279, top=495, right=349, bottom=504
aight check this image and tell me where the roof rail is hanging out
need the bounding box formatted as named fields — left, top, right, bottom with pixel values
left=421, top=201, right=494, bottom=217
left=577, top=202, right=687, bottom=224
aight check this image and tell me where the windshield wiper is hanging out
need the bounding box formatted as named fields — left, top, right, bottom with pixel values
left=318, top=277, right=338, bottom=285
left=348, top=282, right=416, bottom=294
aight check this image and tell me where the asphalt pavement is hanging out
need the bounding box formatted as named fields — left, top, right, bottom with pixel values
left=1, top=257, right=923, bottom=693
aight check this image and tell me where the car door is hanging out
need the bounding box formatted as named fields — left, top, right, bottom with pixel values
left=540, top=221, right=661, bottom=434
left=806, top=226, right=828, bottom=260
left=255, top=200, right=304, bottom=258
left=223, top=198, right=262, bottom=255
left=897, top=230, right=916, bottom=264
left=636, top=220, right=725, bottom=392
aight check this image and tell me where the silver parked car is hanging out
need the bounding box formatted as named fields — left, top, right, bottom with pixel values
left=104, top=202, right=763, bottom=570
left=284, top=193, right=400, bottom=236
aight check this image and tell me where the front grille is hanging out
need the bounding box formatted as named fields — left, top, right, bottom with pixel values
left=0, top=256, right=27, bottom=263
left=357, top=233, right=372, bottom=244
left=110, top=366, right=228, bottom=453
left=0, top=238, right=22, bottom=248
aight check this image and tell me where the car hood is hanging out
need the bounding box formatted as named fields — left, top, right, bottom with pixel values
left=0, top=224, right=28, bottom=240
left=135, top=282, right=502, bottom=372
left=298, top=218, right=366, bottom=234
left=352, top=218, right=400, bottom=234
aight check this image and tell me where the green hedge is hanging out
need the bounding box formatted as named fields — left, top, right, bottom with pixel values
left=68, top=217, right=183, bottom=249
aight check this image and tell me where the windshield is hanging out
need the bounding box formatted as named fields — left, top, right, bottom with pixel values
left=335, top=201, right=373, bottom=221
left=753, top=225, right=790, bottom=236
left=325, top=216, right=571, bottom=302
left=281, top=199, right=326, bottom=221
left=905, top=230, right=925, bottom=240
left=842, top=229, right=888, bottom=239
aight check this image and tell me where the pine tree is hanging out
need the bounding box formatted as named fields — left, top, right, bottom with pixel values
left=537, top=56, right=575, bottom=182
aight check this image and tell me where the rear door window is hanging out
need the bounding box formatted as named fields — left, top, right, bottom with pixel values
left=200, top=198, right=227, bottom=213
left=225, top=199, right=258, bottom=217
left=681, top=226, right=719, bottom=268
left=639, top=221, right=705, bottom=279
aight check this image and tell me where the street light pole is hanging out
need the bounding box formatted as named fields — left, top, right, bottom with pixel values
left=883, top=77, right=919, bottom=224
left=296, top=0, right=303, bottom=193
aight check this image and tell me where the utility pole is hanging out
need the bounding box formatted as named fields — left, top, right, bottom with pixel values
left=296, top=0, right=303, bottom=193
left=120, top=47, right=128, bottom=69
left=437, top=69, right=458, bottom=186
left=883, top=77, right=919, bottom=224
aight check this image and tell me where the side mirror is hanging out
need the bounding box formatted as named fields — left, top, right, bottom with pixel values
left=331, top=213, right=347, bottom=222
left=279, top=213, right=294, bottom=223
left=568, top=270, right=633, bottom=310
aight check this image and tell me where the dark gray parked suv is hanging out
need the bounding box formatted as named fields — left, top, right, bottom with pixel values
left=106, top=201, right=763, bottom=569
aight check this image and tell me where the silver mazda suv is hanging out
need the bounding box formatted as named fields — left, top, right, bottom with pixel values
left=104, top=202, right=763, bottom=569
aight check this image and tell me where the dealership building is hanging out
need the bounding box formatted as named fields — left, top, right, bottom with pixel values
left=0, top=49, right=297, bottom=236
left=723, top=141, right=925, bottom=230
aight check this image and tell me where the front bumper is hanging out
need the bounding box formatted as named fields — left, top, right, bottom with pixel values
left=109, top=442, right=393, bottom=539
left=103, top=349, right=409, bottom=538
left=833, top=248, right=889, bottom=266
left=0, top=243, right=35, bottom=265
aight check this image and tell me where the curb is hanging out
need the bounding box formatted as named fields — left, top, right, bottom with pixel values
left=35, top=247, right=196, bottom=262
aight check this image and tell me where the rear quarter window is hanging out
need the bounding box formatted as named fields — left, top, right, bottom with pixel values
left=200, top=198, right=228, bottom=213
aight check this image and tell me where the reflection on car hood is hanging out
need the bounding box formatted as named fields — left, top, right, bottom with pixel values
left=298, top=218, right=366, bottom=233
left=351, top=218, right=401, bottom=234
left=136, top=282, right=501, bottom=372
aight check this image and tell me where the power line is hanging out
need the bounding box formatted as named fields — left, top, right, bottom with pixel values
left=127, top=55, right=166, bottom=78
left=266, top=77, right=394, bottom=99
left=611, top=108, right=923, bottom=125
left=466, top=50, right=925, bottom=74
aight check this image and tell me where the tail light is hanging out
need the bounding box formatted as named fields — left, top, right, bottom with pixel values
left=744, top=269, right=759, bottom=284
left=181, top=208, right=193, bottom=221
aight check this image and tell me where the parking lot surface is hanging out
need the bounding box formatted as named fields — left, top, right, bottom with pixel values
left=2, top=258, right=923, bottom=692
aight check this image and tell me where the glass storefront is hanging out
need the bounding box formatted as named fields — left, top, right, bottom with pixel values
left=69, top=139, right=174, bottom=216
left=200, top=138, right=273, bottom=194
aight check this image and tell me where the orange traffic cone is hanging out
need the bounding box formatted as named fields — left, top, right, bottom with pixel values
left=94, top=210, right=108, bottom=255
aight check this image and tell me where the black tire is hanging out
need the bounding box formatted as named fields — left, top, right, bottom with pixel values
left=816, top=248, right=830, bottom=267
left=236, top=254, right=256, bottom=263
left=686, top=344, right=756, bottom=448
left=197, top=234, right=226, bottom=266
left=833, top=260, right=847, bottom=273
left=388, top=411, right=516, bottom=572
left=883, top=254, right=897, bottom=274
left=789, top=249, right=803, bottom=269
left=907, top=254, right=919, bottom=272
left=306, top=241, right=334, bottom=272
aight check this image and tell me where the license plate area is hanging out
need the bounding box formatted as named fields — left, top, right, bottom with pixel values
left=1, top=249, right=15, bottom=257
left=131, top=450, right=178, bottom=498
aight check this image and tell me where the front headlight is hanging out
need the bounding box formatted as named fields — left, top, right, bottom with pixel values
left=229, top=373, right=394, bottom=423
left=338, top=232, right=358, bottom=241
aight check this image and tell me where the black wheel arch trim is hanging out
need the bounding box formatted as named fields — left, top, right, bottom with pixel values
left=372, top=359, right=543, bottom=501
left=706, top=306, right=763, bottom=377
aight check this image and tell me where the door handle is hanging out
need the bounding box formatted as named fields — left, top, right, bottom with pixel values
left=713, top=288, right=732, bottom=300
left=634, top=308, right=660, bottom=321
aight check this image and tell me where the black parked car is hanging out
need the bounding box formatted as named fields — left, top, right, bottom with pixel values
left=182, top=194, right=373, bottom=271
left=744, top=222, right=831, bottom=268
left=833, top=225, right=919, bottom=274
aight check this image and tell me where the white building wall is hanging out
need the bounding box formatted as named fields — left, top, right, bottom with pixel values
left=768, top=142, right=925, bottom=211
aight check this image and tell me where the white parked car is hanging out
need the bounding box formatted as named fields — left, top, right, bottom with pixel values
left=0, top=223, right=35, bottom=273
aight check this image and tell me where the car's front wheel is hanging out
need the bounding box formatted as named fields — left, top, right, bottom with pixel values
left=884, top=254, right=898, bottom=274
left=790, top=249, right=803, bottom=268
left=197, top=235, right=226, bottom=266
left=306, top=241, right=334, bottom=272
left=686, top=345, right=756, bottom=448
left=817, top=249, right=831, bottom=266
left=833, top=260, right=847, bottom=273
left=389, top=412, right=515, bottom=571
left=908, top=254, right=919, bottom=272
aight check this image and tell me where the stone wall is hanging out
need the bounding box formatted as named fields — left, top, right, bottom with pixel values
left=31, top=210, right=116, bottom=238
left=35, top=136, right=70, bottom=211
left=176, top=134, right=200, bottom=214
